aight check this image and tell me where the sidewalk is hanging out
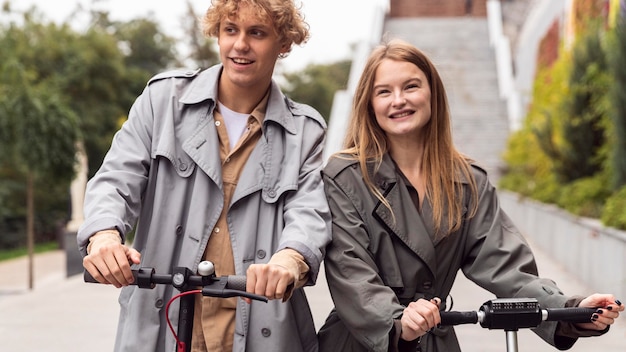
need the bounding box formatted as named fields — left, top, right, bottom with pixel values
left=0, top=239, right=624, bottom=351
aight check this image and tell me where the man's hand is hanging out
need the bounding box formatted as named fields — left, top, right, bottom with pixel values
left=82, top=230, right=141, bottom=288
left=244, top=249, right=307, bottom=303
left=245, top=263, right=294, bottom=303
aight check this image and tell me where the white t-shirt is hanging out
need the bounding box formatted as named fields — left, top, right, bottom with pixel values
left=218, top=102, right=249, bottom=150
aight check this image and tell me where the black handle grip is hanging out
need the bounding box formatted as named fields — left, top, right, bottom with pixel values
left=84, top=270, right=98, bottom=283
left=225, top=275, right=247, bottom=291
left=545, top=307, right=597, bottom=323
left=440, top=311, right=479, bottom=326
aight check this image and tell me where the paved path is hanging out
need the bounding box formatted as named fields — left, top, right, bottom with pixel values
left=1, top=240, right=624, bottom=351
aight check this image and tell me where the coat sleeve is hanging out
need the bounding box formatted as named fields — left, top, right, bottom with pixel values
left=459, top=170, right=601, bottom=349
left=321, top=170, right=405, bottom=352
left=277, top=114, right=332, bottom=285
left=76, top=84, right=155, bottom=256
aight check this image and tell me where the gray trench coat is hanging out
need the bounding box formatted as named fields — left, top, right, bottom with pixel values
left=77, top=65, right=331, bottom=352
left=318, top=154, right=600, bottom=352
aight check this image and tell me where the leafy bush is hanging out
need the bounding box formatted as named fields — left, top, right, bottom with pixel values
left=601, top=185, right=626, bottom=230
left=556, top=175, right=611, bottom=218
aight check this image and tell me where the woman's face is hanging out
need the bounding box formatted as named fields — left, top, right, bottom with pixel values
left=370, top=58, right=432, bottom=142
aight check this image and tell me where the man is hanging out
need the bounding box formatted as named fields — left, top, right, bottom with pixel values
left=78, top=1, right=331, bottom=351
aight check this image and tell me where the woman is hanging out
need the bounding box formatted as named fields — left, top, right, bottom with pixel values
left=317, top=39, right=623, bottom=352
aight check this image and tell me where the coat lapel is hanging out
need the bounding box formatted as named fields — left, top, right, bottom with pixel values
left=371, top=155, right=438, bottom=278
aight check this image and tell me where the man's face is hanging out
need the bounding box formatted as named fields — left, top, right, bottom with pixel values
left=217, top=3, right=287, bottom=92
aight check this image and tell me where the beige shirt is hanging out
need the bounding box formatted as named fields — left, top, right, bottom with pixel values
left=191, top=93, right=309, bottom=351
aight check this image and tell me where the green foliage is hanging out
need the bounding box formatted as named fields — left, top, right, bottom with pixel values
left=608, top=17, right=626, bottom=189
left=0, top=241, right=59, bottom=262
left=0, top=2, right=186, bottom=249
left=501, top=55, right=571, bottom=203
left=556, top=174, right=611, bottom=217
left=281, top=60, right=352, bottom=121
left=180, top=0, right=219, bottom=69
left=501, top=16, right=626, bottom=231
left=557, top=24, right=609, bottom=182
left=601, top=185, right=626, bottom=230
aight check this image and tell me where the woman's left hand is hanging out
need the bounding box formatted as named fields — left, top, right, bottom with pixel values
left=574, top=293, right=623, bottom=331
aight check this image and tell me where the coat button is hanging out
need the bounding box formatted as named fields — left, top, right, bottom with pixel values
left=155, top=299, right=164, bottom=308
left=261, top=328, right=271, bottom=337
left=256, top=250, right=266, bottom=259
left=179, top=162, right=188, bottom=172
left=175, top=225, right=183, bottom=236
left=267, top=189, right=276, bottom=198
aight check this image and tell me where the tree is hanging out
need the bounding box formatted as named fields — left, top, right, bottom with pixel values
left=281, top=60, right=352, bottom=122
left=0, top=57, right=79, bottom=289
left=558, top=24, right=609, bottom=182
left=609, top=16, right=626, bottom=189
left=180, top=0, right=219, bottom=69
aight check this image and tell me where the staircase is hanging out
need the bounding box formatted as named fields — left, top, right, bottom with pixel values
left=383, top=17, right=509, bottom=184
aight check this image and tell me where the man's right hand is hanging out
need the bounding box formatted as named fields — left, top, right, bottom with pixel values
left=83, top=230, right=141, bottom=288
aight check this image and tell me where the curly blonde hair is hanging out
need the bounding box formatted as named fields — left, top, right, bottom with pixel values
left=201, top=0, right=309, bottom=58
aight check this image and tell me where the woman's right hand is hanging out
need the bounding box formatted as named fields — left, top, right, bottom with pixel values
left=400, top=297, right=442, bottom=341
left=82, top=230, right=141, bottom=288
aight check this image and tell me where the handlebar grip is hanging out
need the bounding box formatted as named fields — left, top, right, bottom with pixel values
left=545, top=307, right=597, bottom=323
left=84, top=270, right=98, bottom=283
left=225, top=275, right=247, bottom=292
left=440, top=311, right=479, bottom=326
left=83, top=269, right=142, bottom=285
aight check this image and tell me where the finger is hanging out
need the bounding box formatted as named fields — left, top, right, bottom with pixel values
left=408, top=301, right=437, bottom=330
left=431, top=297, right=442, bottom=308
left=267, top=268, right=292, bottom=300
left=82, top=257, right=107, bottom=284
left=246, top=265, right=258, bottom=294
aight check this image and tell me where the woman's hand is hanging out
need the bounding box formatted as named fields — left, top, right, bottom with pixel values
left=574, top=293, right=623, bottom=331
left=400, top=297, right=442, bottom=341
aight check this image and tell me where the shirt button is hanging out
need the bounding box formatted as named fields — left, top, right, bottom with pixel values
left=257, top=250, right=266, bottom=259
left=214, top=227, right=220, bottom=233
left=215, top=121, right=221, bottom=127
left=175, top=225, right=183, bottom=236
left=155, top=299, right=164, bottom=308
left=261, top=328, right=271, bottom=337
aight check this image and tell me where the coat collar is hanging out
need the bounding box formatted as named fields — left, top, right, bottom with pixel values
left=178, top=65, right=297, bottom=134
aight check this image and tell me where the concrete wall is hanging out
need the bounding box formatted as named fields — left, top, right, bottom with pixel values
left=499, top=190, right=626, bottom=300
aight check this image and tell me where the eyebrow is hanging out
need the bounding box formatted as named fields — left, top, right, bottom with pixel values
left=373, top=77, right=423, bottom=89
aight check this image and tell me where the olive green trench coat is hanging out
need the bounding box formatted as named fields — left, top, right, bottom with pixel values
left=318, top=154, right=600, bottom=352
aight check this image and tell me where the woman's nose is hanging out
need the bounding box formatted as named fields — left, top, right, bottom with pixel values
left=392, top=92, right=406, bottom=106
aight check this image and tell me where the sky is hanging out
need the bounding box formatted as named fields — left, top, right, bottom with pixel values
left=10, top=0, right=389, bottom=71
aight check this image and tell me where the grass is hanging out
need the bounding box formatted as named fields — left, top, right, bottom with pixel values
left=0, top=241, right=59, bottom=262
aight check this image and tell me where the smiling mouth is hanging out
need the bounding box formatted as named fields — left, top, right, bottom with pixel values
left=231, top=58, right=253, bottom=65
left=390, top=110, right=414, bottom=119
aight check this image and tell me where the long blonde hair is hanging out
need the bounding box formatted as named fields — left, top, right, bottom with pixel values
left=342, top=39, right=478, bottom=236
